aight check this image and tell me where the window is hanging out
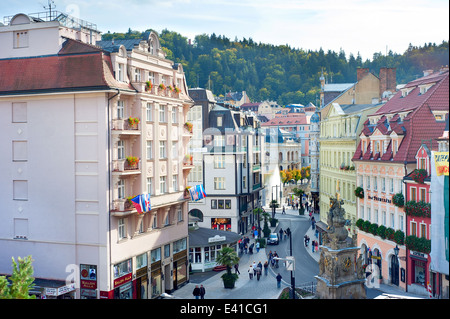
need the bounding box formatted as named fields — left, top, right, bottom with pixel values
left=172, top=175, right=178, bottom=192
left=147, top=141, right=153, bottom=160
left=389, top=178, right=394, bottom=194
left=360, top=205, right=364, bottom=219
left=152, top=214, right=158, bottom=229
left=367, top=208, right=371, bottom=222
left=117, top=100, right=124, bottom=119
left=217, top=116, right=223, bottom=127
left=382, top=211, right=386, bottom=226
left=214, top=135, right=225, bottom=147
left=399, top=215, right=404, bottom=231
left=164, top=213, right=170, bottom=226
left=151, top=248, right=161, bottom=263
left=214, top=177, right=225, bottom=190
left=374, top=209, right=378, bottom=224
left=118, top=64, right=124, bottom=82
left=177, top=208, right=183, bottom=222
left=214, top=155, right=225, bottom=169
left=159, top=141, right=166, bottom=158
left=225, top=200, right=231, bottom=209
left=211, top=200, right=217, bottom=209
left=12, top=141, right=27, bottom=162
left=174, top=238, right=187, bottom=253
left=420, top=223, right=426, bottom=239
left=159, top=105, right=166, bottom=122
left=218, top=200, right=224, bottom=209
left=160, top=176, right=166, bottom=194
left=390, top=213, right=395, bottom=228
left=138, top=218, right=144, bottom=234
left=381, top=177, right=385, bottom=193
left=118, top=218, right=126, bottom=240
left=374, top=176, right=378, bottom=191
left=113, top=259, right=132, bottom=278
left=172, top=108, right=178, bottom=123
left=118, top=179, right=125, bottom=199
left=118, top=140, right=125, bottom=159
left=243, top=176, right=247, bottom=189
left=12, top=102, right=27, bottom=123
left=146, top=103, right=153, bottom=121
left=134, top=68, right=141, bottom=82
left=147, top=177, right=153, bottom=195
left=411, top=187, right=417, bottom=201
left=366, top=176, right=371, bottom=190
left=420, top=158, right=426, bottom=170
left=13, top=180, right=28, bottom=200
left=164, top=244, right=171, bottom=258
left=14, top=31, right=29, bottom=48
left=411, top=222, right=417, bottom=236
left=420, top=188, right=427, bottom=202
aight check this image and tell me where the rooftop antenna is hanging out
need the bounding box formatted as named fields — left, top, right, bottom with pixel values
left=43, top=0, right=56, bottom=19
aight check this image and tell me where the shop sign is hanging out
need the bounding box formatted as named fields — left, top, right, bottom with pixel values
left=434, top=152, right=449, bottom=176
left=411, top=250, right=428, bottom=260
left=45, top=284, right=76, bottom=296
left=208, top=235, right=226, bottom=243
left=114, top=273, right=132, bottom=288
left=367, top=195, right=391, bottom=204
left=80, top=289, right=97, bottom=298
left=80, top=264, right=97, bottom=290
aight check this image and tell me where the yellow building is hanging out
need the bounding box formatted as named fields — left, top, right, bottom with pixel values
left=318, top=102, right=384, bottom=238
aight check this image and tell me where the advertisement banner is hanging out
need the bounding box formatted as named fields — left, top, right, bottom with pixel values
left=434, top=152, right=449, bottom=176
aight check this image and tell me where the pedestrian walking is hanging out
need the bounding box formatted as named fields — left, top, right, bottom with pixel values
left=279, top=228, right=283, bottom=241
left=244, top=243, right=248, bottom=254
left=282, top=206, right=285, bottom=214
left=199, top=285, right=206, bottom=299
left=193, top=285, right=200, bottom=299
left=248, top=266, right=253, bottom=279
left=234, top=263, right=240, bottom=274
left=252, top=261, right=258, bottom=276
left=312, top=240, right=315, bottom=253
left=264, top=261, right=268, bottom=276
left=276, top=273, right=282, bottom=288
left=268, top=251, right=273, bottom=264
left=256, top=267, right=261, bottom=281
left=256, top=241, right=260, bottom=253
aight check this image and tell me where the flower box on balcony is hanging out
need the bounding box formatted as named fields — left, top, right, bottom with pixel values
left=184, top=154, right=193, bottom=165
left=184, top=122, right=193, bottom=134
left=411, top=169, right=428, bottom=184
left=145, top=81, right=153, bottom=91
left=128, top=117, right=140, bottom=129
left=404, top=200, right=431, bottom=217
left=126, top=156, right=140, bottom=169
left=159, top=83, right=166, bottom=91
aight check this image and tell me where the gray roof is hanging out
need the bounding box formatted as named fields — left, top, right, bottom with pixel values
left=96, top=39, right=142, bottom=52
left=189, top=227, right=241, bottom=247
left=339, top=103, right=384, bottom=114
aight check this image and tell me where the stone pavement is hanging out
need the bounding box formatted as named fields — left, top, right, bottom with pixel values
left=170, top=206, right=426, bottom=299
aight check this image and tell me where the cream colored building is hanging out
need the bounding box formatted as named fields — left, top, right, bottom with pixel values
left=0, top=12, right=193, bottom=299
left=318, top=102, right=384, bottom=238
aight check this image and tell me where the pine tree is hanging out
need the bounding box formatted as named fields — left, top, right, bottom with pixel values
left=0, top=256, right=36, bottom=299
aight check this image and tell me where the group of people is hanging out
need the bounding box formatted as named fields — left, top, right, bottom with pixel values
left=267, top=250, right=279, bottom=268
left=238, top=236, right=261, bottom=254
left=192, top=284, right=206, bottom=299
left=248, top=261, right=269, bottom=280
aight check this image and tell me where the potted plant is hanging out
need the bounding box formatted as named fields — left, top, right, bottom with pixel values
left=184, top=154, right=193, bottom=165
left=215, top=247, right=240, bottom=289
left=354, top=187, right=364, bottom=199
left=145, top=81, right=152, bottom=91
left=168, top=85, right=174, bottom=91
left=159, top=83, right=166, bottom=91
left=184, top=122, right=193, bottom=133
left=411, top=169, right=428, bottom=184
left=174, top=86, right=180, bottom=94
left=128, top=117, right=140, bottom=128
left=392, top=193, right=404, bottom=208
left=126, top=156, right=139, bottom=168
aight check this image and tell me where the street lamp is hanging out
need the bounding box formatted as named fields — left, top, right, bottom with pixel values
left=394, top=245, right=399, bottom=258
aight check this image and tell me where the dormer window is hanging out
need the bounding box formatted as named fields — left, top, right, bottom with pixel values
left=401, top=87, right=414, bottom=97
left=419, top=83, right=435, bottom=95
left=431, top=110, right=447, bottom=122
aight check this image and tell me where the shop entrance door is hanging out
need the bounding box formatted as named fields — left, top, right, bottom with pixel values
left=390, top=255, right=399, bottom=286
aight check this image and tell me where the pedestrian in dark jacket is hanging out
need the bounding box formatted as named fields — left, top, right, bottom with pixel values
left=193, top=285, right=200, bottom=299
left=199, top=285, right=206, bottom=299
left=276, top=273, right=282, bottom=288
left=234, top=263, right=240, bottom=274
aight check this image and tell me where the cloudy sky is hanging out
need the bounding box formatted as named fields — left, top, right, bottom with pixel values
left=1, top=0, right=448, bottom=60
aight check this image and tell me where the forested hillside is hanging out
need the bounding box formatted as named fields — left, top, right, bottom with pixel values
left=102, top=29, right=448, bottom=106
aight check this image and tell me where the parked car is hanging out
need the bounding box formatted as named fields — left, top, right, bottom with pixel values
left=267, top=233, right=279, bottom=245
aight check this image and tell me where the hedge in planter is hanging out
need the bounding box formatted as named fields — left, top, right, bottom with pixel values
left=362, top=220, right=371, bottom=232
left=405, top=201, right=431, bottom=218
left=356, top=218, right=364, bottom=230
left=376, top=225, right=387, bottom=239
left=394, top=230, right=405, bottom=245
left=385, top=228, right=395, bottom=241
left=369, top=223, right=378, bottom=236
left=392, top=193, right=404, bottom=208
left=405, top=235, right=431, bottom=254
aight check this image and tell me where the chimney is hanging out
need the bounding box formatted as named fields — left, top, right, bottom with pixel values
left=357, top=68, right=369, bottom=81
left=423, top=69, right=434, bottom=77
left=379, top=67, right=396, bottom=98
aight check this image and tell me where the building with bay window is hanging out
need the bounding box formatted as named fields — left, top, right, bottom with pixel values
left=0, top=11, right=193, bottom=299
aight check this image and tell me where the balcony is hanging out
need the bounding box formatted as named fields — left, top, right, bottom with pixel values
left=112, top=158, right=141, bottom=175
left=112, top=118, right=141, bottom=135
left=111, top=198, right=135, bottom=216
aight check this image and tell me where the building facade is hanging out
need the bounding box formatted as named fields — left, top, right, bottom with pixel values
left=0, top=12, right=193, bottom=299
left=353, top=68, right=449, bottom=292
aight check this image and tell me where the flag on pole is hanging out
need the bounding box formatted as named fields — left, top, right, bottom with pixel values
left=131, top=193, right=151, bottom=214
left=189, top=185, right=207, bottom=201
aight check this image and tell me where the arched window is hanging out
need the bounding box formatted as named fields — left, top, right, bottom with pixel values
left=189, top=209, right=203, bottom=222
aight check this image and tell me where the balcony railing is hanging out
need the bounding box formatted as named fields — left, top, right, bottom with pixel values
left=113, top=158, right=141, bottom=172
left=112, top=118, right=140, bottom=131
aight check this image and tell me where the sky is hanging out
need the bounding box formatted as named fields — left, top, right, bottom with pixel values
left=1, top=0, right=448, bottom=61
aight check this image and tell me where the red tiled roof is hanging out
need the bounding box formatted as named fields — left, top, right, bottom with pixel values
left=354, top=71, right=449, bottom=163
left=261, top=114, right=308, bottom=126
left=0, top=39, right=134, bottom=95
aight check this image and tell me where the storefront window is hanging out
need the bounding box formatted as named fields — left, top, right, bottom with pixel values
left=151, top=270, right=162, bottom=298
left=176, top=263, right=187, bottom=285
left=413, top=260, right=426, bottom=286
left=174, top=238, right=187, bottom=253
left=204, top=247, right=210, bottom=262
left=113, top=259, right=132, bottom=279
left=194, top=247, right=202, bottom=263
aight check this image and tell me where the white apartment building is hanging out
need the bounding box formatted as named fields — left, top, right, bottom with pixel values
left=0, top=11, right=193, bottom=299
